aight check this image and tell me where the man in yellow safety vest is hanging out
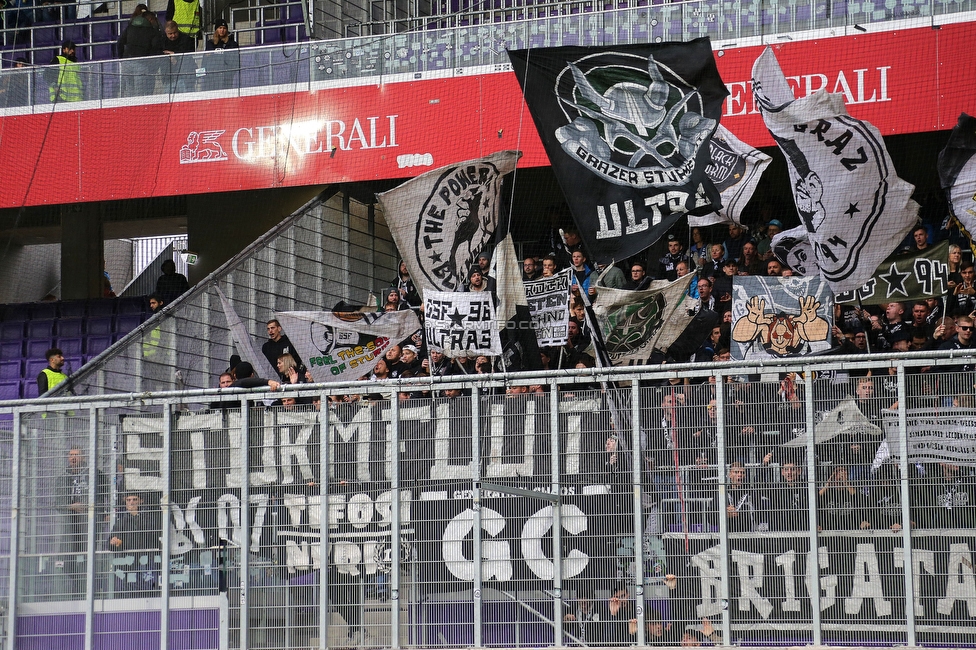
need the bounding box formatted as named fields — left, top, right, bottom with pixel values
left=37, top=347, right=69, bottom=395
left=49, top=40, right=83, bottom=102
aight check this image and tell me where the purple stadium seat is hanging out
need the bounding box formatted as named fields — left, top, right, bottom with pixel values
left=26, top=339, right=54, bottom=359
left=86, top=335, right=112, bottom=357
left=0, top=340, right=23, bottom=359
left=0, top=360, right=21, bottom=381
left=117, top=297, right=146, bottom=315
left=90, top=18, right=117, bottom=43
left=21, top=380, right=38, bottom=399
left=59, top=300, right=87, bottom=318
left=86, top=317, right=114, bottom=336
left=0, top=321, right=24, bottom=340
left=115, top=314, right=144, bottom=334
left=25, top=358, right=48, bottom=379
left=0, top=381, right=20, bottom=401
left=57, top=337, right=84, bottom=356
left=87, top=299, right=116, bottom=318
left=29, top=302, right=58, bottom=319
left=63, top=356, right=83, bottom=374
left=2, top=303, right=29, bottom=320
left=27, top=320, right=55, bottom=339
left=56, top=318, right=85, bottom=337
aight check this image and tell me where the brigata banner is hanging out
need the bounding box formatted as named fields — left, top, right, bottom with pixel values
left=424, top=290, right=503, bottom=357
left=524, top=269, right=571, bottom=347
left=835, top=240, right=950, bottom=306
left=664, top=531, right=976, bottom=637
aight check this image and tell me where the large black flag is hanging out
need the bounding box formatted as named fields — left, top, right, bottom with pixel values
left=509, top=39, right=728, bottom=264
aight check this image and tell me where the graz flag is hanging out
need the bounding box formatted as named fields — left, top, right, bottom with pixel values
left=752, top=47, right=919, bottom=294
left=689, top=125, right=772, bottom=228
left=275, top=310, right=421, bottom=382
left=771, top=225, right=820, bottom=277
left=730, top=275, right=832, bottom=361
left=524, top=269, right=571, bottom=347
left=425, top=291, right=503, bottom=358
left=938, top=113, right=976, bottom=239
left=376, top=151, right=521, bottom=297
left=591, top=275, right=694, bottom=365
left=836, top=240, right=950, bottom=306
left=509, top=39, right=728, bottom=264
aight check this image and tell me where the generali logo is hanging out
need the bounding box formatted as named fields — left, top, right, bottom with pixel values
left=179, top=116, right=399, bottom=165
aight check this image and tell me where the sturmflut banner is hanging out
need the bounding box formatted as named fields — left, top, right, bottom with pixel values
left=276, top=310, right=421, bottom=382
left=524, top=270, right=571, bottom=347
left=730, top=276, right=833, bottom=360
left=424, top=290, right=502, bottom=357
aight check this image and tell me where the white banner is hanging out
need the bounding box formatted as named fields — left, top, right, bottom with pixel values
left=216, top=285, right=278, bottom=380
left=752, top=47, right=919, bottom=294
left=884, top=407, right=976, bottom=467
left=424, top=291, right=503, bottom=358
left=376, top=151, right=521, bottom=297
left=524, top=270, right=571, bottom=347
left=690, top=124, right=772, bottom=228
left=276, top=310, right=421, bottom=382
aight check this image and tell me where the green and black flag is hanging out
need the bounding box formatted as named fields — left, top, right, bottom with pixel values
left=509, top=39, right=728, bottom=264
left=834, top=240, right=950, bottom=306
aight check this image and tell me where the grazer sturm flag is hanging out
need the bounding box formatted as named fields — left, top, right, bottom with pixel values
left=275, top=310, right=421, bottom=382
left=836, top=240, right=950, bottom=306
left=730, top=275, right=833, bottom=361
left=752, top=46, right=919, bottom=294
left=591, top=274, right=694, bottom=365
left=938, top=113, right=976, bottom=241
left=524, top=269, right=572, bottom=347
left=375, top=151, right=522, bottom=298
left=424, top=291, right=503, bottom=358
left=771, top=225, right=820, bottom=277
left=689, top=124, right=772, bottom=228
left=509, top=39, right=728, bottom=265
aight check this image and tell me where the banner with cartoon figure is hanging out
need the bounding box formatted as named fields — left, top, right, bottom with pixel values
left=730, top=276, right=832, bottom=361
left=276, top=309, right=421, bottom=382
left=509, top=39, right=728, bottom=264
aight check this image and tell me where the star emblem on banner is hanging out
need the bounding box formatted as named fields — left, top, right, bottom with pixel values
left=448, top=308, right=466, bottom=327
left=844, top=202, right=860, bottom=218
left=880, top=262, right=911, bottom=298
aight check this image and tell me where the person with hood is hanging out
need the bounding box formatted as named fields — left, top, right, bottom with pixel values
left=118, top=4, right=163, bottom=97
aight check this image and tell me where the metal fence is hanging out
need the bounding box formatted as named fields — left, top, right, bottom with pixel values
left=1, top=352, right=975, bottom=649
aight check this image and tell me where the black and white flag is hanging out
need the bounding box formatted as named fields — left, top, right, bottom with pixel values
left=276, top=310, right=421, bottom=382
left=771, top=225, right=820, bottom=276
left=752, top=47, right=919, bottom=294
left=689, top=124, right=772, bottom=228
left=938, top=113, right=976, bottom=240
left=425, top=291, right=503, bottom=358
left=509, top=39, right=728, bottom=264
left=730, top=275, right=832, bottom=361
left=591, top=275, right=694, bottom=365
left=524, top=270, right=571, bottom=347
left=376, top=151, right=521, bottom=297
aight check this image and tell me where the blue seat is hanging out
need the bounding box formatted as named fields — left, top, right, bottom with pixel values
left=29, top=302, right=58, bottom=320
left=117, top=297, right=146, bottom=315
left=87, top=299, right=116, bottom=318
left=0, top=381, right=20, bottom=401
left=0, top=321, right=24, bottom=340
left=86, top=317, right=114, bottom=336
left=90, top=18, right=117, bottom=43
left=57, top=337, right=84, bottom=356
left=26, top=339, right=54, bottom=359
left=0, top=340, right=23, bottom=359
left=0, top=360, right=21, bottom=381
left=116, top=314, right=144, bottom=334
left=63, top=356, right=83, bottom=374
left=56, top=318, right=85, bottom=337
left=86, top=335, right=112, bottom=357
left=27, top=320, right=56, bottom=339
left=21, top=380, right=38, bottom=399
left=59, top=301, right=87, bottom=318
left=25, top=358, right=48, bottom=379
left=1, top=303, right=29, bottom=320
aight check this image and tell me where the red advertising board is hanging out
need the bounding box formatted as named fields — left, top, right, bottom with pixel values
left=1, top=21, right=973, bottom=208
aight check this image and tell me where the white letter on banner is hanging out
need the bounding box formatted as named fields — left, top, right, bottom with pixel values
left=485, top=401, right=536, bottom=478
left=123, top=416, right=164, bottom=491
left=521, top=504, right=589, bottom=580
left=692, top=546, right=725, bottom=617
left=845, top=543, right=892, bottom=616
left=276, top=411, right=315, bottom=485
left=894, top=547, right=935, bottom=616
left=430, top=402, right=473, bottom=480
left=374, top=489, right=411, bottom=527
left=332, top=541, right=362, bottom=576
left=596, top=204, right=622, bottom=239
left=442, top=507, right=512, bottom=582
left=937, top=543, right=976, bottom=616
left=329, top=404, right=374, bottom=482
left=170, top=496, right=205, bottom=555
left=774, top=550, right=802, bottom=612
left=805, top=546, right=837, bottom=612
left=732, top=549, right=773, bottom=618
left=175, top=412, right=221, bottom=489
